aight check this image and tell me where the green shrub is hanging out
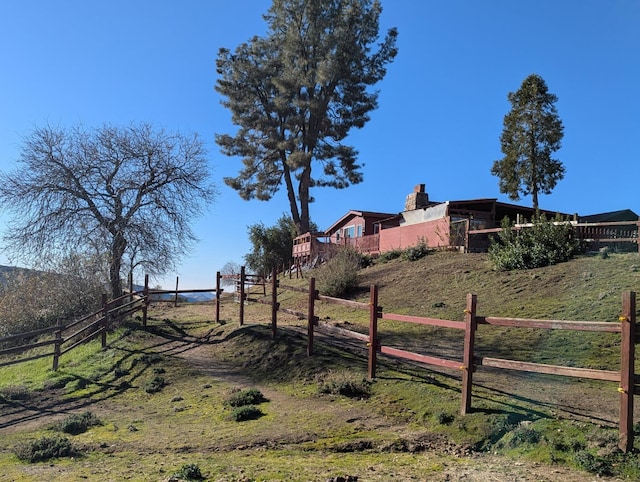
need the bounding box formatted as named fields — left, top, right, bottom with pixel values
left=377, top=249, right=402, bottom=263
left=574, top=451, right=613, bottom=476
left=316, top=246, right=362, bottom=297
left=0, top=385, right=31, bottom=401
left=488, top=214, right=582, bottom=271
left=502, top=425, right=540, bottom=448
left=52, top=411, right=102, bottom=435
left=435, top=411, right=455, bottom=426
left=0, top=257, right=104, bottom=339
left=14, top=435, right=78, bottom=463
left=402, top=240, right=431, bottom=261
left=317, top=370, right=372, bottom=399
left=229, top=405, right=264, bottom=422
left=359, top=253, right=375, bottom=268
left=224, top=388, right=268, bottom=407
left=144, top=375, right=166, bottom=393
left=173, top=463, right=205, bottom=480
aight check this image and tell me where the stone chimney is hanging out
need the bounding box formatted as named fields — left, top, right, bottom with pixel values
left=404, top=184, right=429, bottom=211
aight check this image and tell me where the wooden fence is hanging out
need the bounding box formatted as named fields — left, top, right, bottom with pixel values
left=0, top=291, right=145, bottom=371
left=229, top=268, right=637, bottom=453
left=0, top=274, right=221, bottom=371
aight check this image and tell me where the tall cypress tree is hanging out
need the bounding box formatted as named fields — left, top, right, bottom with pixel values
left=215, top=0, right=398, bottom=235
left=491, top=74, right=565, bottom=211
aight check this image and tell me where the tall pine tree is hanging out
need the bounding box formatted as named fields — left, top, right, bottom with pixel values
left=491, top=74, right=565, bottom=212
left=215, top=0, right=398, bottom=235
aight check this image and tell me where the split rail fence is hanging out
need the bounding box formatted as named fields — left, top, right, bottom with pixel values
left=0, top=274, right=221, bottom=372
left=0, top=292, right=145, bottom=371
left=225, top=267, right=638, bottom=453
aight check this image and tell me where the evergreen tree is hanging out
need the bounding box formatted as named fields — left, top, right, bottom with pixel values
left=491, top=74, right=565, bottom=211
left=215, top=0, right=398, bottom=235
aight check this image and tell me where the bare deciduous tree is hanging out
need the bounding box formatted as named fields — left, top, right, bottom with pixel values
left=0, top=123, right=216, bottom=299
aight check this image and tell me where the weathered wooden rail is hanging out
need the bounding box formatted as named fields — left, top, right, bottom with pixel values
left=0, top=291, right=146, bottom=371
left=0, top=273, right=220, bottom=371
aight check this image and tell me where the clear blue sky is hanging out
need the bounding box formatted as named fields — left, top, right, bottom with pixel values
left=1, top=1, right=638, bottom=289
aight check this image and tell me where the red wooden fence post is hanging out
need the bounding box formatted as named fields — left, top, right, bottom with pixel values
left=215, top=271, right=221, bottom=324
left=461, top=293, right=477, bottom=415
left=101, top=293, right=108, bottom=349
left=52, top=318, right=62, bottom=371
left=619, top=290, right=636, bottom=452
left=368, top=284, right=379, bottom=379
left=239, top=266, right=246, bottom=326
left=271, top=267, right=279, bottom=339
left=142, top=274, right=149, bottom=328
left=307, top=277, right=316, bottom=356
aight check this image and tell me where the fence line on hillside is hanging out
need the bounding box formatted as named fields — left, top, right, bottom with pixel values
left=0, top=274, right=221, bottom=371
left=0, top=291, right=145, bottom=370
left=230, top=267, right=637, bottom=453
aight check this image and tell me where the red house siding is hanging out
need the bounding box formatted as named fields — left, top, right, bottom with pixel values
left=379, top=217, right=451, bottom=252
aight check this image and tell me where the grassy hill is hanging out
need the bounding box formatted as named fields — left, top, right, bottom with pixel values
left=0, top=250, right=639, bottom=480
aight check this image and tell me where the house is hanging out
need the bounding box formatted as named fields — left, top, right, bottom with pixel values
left=292, top=184, right=639, bottom=263
left=324, top=209, right=398, bottom=254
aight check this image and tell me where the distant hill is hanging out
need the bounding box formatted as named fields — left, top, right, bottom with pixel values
left=131, top=283, right=216, bottom=302
left=0, top=265, right=38, bottom=285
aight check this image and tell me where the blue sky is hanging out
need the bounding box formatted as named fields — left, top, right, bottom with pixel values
left=1, top=1, right=638, bottom=289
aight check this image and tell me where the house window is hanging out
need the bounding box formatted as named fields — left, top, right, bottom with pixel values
left=357, top=225, right=363, bottom=237
left=345, top=226, right=355, bottom=238
left=336, top=231, right=340, bottom=241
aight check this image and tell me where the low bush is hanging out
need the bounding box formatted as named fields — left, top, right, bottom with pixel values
left=224, top=388, right=268, bottom=407
left=0, top=385, right=31, bottom=401
left=402, top=241, right=431, bottom=261
left=501, top=425, right=541, bottom=448
left=377, top=249, right=402, bottom=263
left=435, top=411, right=455, bottom=426
left=52, top=411, right=102, bottom=435
left=144, top=375, right=166, bottom=393
left=574, top=451, right=614, bottom=476
left=229, top=405, right=264, bottom=422
left=316, top=246, right=362, bottom=297
left=488, top=214, right=582, bottom=270
left=14, top=435, right=78, bottom=463
left=317, top=370, right=372, bottom=399
left=173, top=463, right=205, bottom=480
